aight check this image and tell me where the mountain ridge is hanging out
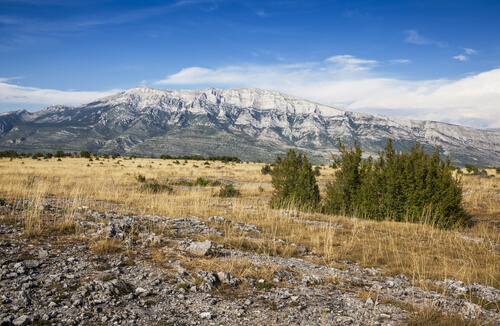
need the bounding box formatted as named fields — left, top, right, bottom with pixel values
left=1, top=86, right=499, bottom=166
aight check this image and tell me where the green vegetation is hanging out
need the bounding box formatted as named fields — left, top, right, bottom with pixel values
left=325, top=139, right=466, bottom=227
left=0, top=150, right=239, bottom=161
left=261, top=164, right=272, bottom=175
left=218, top=184, right=240, bottom=197
left=195, top=176, right=211, bottom=186
left=159, top=154, right=241, bottom=163
left=269, top=149, right=320, bottom=211
left=139, top=180, right=172, bottom=194
left=80, top=150, right=91, bottom=158
left=135, top=173, right=147, bottom=183
left=269, top=140, right=467, bottom=228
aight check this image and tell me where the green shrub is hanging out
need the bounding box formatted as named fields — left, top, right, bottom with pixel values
left=261, top=164, right=272, bottom=175
left=324, top=139, right=467, bottom=228
left=139, top=181, right=172, bottom=194
left=80, top=151, right=91, bottom=158
left=496, top=167, right=500, bottom=174
left=269, top=149, right=320, bottom=211
left=218, top=184, right=240, bottom=197
left=465, top=163, right=479, bottom=175
left=195, top=177, right=211, bottom=186
left=135, top=174, right=147, bottom=183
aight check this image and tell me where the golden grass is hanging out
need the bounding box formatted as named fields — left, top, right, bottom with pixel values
left=0, top=157, right=499, bottom=288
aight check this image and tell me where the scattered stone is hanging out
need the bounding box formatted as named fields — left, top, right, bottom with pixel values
left=185, top=240, right=212, bottom=256
left=12, top=315, right=31, bottom=326
left=200, top=312, right=212, bottom=319
left=217, top=272, right=241, bottom=286
left=208, top=216, right=227, bottom=224
left=233, top=221, right=261, bottom=233
left=0, top=199, right=497, bottom=326
left=135, top=287, right=151, bottom=297
left=37, top=249, right=49, bottom=258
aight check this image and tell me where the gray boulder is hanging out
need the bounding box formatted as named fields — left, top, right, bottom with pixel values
left=185, top=240, right=212, bottom=256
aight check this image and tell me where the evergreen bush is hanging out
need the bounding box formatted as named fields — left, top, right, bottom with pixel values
left=261, top=164, right=272, bottom=175
left=195, top=177, right=211, bottom=186
left=324, top=139, right=467, bottom=228
left=465, top=163, right=479, bottom=175
left=139, top=181, right=172, bottom=194
left=218, top=184, right=240, bottom=197
left=269, top=149, right=320, bottom=211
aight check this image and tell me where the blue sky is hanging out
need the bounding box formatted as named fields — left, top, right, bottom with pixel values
left=1, top=0, right=499, bottom=128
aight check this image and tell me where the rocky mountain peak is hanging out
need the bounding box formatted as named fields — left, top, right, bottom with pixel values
left=1, top=86, right=499, bottom=166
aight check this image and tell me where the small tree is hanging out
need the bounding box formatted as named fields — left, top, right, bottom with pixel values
left=324, top=140, right=363, bottom=215
left=465, top=163, right=479, bottom=175
left=270, top=150, right=320, bottom=211
left=80, top=151, right=91, bottom=158
left=261, top=164, right=272, bottom=175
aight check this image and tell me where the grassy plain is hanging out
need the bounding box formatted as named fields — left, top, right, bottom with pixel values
left=0, top=156, right=498, bottom=291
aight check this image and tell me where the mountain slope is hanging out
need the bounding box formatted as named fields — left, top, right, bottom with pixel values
left=1, top=86, right=499, bottom=166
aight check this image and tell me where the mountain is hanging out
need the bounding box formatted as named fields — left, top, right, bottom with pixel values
left=1, top=86, right=499, bottom=166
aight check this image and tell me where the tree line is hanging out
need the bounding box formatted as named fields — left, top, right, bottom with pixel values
left=0, top=150, right=241, bottom=163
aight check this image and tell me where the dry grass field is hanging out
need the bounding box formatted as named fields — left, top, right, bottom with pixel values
left=0, top=157, right=500, bottom=325
left=0, top=156, right=498, bottom=287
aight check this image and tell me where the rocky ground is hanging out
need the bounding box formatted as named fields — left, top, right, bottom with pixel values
left=0, top=198, right=499, bottom=325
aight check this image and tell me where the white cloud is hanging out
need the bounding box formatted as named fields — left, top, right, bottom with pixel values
left=389, top=59, right=411, bottom=64
left=0, top=82, right=120, bottom=107
left=155, top=57, right=500, bottom=129
left=405, top=29, right=446, bottom=47
left=325, top=55, right=378, bottom=72
left=453, top=48, right=477, bottom=61
left=464, top=48, right=477, bottom=55
left=453, top=54, right=468, bottom=61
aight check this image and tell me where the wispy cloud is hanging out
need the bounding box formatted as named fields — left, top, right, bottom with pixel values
left=453, top=54, right=468, bottom=61
left=155, top=57, right=500, bottom=129
left=389, top=59, right=411, bottom=64
left=453, top=48, right=477, bottom=61
left=0, top=76, right=23, bottom=83
left=175, top=0, right=220, bottom=11
left=0, top=81, right=120, bottom=107
left=325, top=55, right=378, bottom=72
left=405, top=29, right=446, bottom=47
left=0, top=3, right=181, bottom=51
left=464, top=48, right=477, bottom=55
left=253, top=9, right=268, bottom=17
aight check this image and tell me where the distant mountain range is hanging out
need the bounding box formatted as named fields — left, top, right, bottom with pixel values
left=1, top=86, right=499, bottom=166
